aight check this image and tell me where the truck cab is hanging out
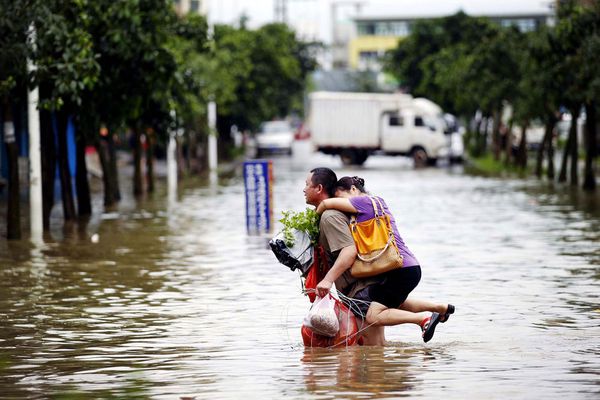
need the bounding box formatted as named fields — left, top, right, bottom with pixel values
left=381, top=109, right=448, bottom=166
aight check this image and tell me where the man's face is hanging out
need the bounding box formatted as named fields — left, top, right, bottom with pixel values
left=303, top=173, right=321, bottom=206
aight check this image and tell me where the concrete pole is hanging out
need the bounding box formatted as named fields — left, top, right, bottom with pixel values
left=27, top=25, right=43, bottom=242
left=208, top=101, right=218, bottom=173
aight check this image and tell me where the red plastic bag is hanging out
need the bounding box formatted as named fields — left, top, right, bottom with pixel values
left=304, top=264, right=319, bottom=303
left=301, top=297, right=359, bottom=348
left=305, top=245, right=330, bottom=303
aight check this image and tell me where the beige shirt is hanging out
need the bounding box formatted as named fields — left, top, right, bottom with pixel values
left=319, top=209, right=382, bottom=297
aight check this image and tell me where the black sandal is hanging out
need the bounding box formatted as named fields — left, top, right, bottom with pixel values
left=421, top=312, right=441, bottom=343
left=440, top=304, right=455, bottom=323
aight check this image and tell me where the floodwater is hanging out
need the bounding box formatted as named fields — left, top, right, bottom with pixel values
left=1, top=148, right=599, bottom=399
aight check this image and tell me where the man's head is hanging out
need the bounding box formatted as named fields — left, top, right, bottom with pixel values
left=304, top=167, right=337, bottom=206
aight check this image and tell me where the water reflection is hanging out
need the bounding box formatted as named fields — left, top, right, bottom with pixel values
left=302, top=346, right=424, bottom=397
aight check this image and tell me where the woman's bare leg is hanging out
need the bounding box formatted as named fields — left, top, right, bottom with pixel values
left=366, top=301, right=427, bottom=327
left=399, top=297, right=448, bottom=314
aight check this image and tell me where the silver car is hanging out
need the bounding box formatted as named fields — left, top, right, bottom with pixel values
left=256, top=120, right=294, bottom=156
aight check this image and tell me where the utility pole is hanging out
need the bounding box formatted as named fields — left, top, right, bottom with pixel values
left=205, top=1, right=218, bottom=182
left=274, top=0, right=287, bottom=23
left=274, top=0, right=316, bottom=25
left=330, top=1, right=365, bottom=69
left=27, top=24, right=43, bottom=243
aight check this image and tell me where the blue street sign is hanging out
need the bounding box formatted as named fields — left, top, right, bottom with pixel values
left=243, top=160, right=273, bottom=234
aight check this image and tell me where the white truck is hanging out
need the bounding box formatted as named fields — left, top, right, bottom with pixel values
left=308, top=91, right=451, bottom=166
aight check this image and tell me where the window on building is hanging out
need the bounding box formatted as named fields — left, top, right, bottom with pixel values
left=391, top=21, right=410, bottom=36
left=357, top=22, right=376, bottom=36
left=359, top=51, right=379, bottom=61
left=190, top=0, right=200, bottom=12
left=375, top=22, right=390, bottom=36
left=500, top=18, right=536, bottom=32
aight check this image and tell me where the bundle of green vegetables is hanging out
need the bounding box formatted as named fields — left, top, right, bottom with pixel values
left=279, top=208, right=320, bottom=247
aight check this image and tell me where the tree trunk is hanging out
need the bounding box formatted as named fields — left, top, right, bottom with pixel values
left=107, top=131, right=121, bottom=202
left=517, top=121, right=528, bottom=170
left=535, top=121, right=552, bottom=178
left=476, top=116, right=490, bottom=156
left=145, top=129, right=154, bottom=193
left=39, top=101, right=55, bottom=231
left=56, top=110, right=76, bottom=220
left=547, top=125, right=556, bottom=180
left=503, top=119, right=513, bottom=166
left=181, top=128, right=190, bottom=174
left=492, top=108, right=501, bottom=161
left=558, top=114, right=576, bottom=183
left=95, top=135, right=116, bottom=207
left=3, top=102, right=21, bottom=240
left=75, top=123, right=92, bottom=217
left=557, top=136, right=571, bottom=183
left=132, top=127, right=143, bottom=196
left=569, top=106, right=580, bottom=186
left=473, top=114, right=482, bottom=153
left=189, top=128, right=198, bottom=174
left=582, top=101, right=597, bottom=191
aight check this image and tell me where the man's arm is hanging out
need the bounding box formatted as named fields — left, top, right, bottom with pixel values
left=316, top=244, right=357, bottom=297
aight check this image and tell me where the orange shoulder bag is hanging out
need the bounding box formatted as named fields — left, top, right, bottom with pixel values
left=349, top=196, right=403, bottom=278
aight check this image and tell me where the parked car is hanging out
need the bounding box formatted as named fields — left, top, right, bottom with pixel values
left=255, top=120, right=295, bottom=156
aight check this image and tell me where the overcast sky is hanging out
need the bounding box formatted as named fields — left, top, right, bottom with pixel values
left=206, top=0, right=554, bottom=42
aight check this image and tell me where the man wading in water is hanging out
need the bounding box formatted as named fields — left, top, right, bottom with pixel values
left=304, top=167, right=454, bottom=345
left=304, top=167, right=383, bottom=345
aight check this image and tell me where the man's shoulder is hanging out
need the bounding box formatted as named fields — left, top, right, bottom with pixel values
left=320, top=209, right=349, bottom=223
left=321, top=209, right=348, bottom=218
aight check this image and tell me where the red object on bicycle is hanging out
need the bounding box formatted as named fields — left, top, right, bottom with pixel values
left=305, top=245, right=328, bottom=303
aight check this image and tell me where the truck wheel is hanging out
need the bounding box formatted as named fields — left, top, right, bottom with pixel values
left=340, top=150, right=356, bottom=166
left=411, top=147, right=428, bottom=168
left=354, top=151, right=369, bottom=166
left=340, top=150, right=368, bottom=166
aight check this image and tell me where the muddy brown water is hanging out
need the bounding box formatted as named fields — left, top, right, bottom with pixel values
left=1, top=151, right=599, bottom=399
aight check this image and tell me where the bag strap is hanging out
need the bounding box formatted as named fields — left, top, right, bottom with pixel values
left=350, top=196, right=385, bottom=229
left=372, top=196, right=385, bottom=216
left=369, top=196, right=381, bottom=218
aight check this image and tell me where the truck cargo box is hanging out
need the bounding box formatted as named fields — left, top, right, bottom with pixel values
left=309, top=92, right=413, bottom=148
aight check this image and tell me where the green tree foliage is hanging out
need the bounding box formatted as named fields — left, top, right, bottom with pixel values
left=0, top=0, right=32, bottom=99
left=0, top=0, right=317, bottom=238
left=384, top=11, right=498, bottom=108
left=0, top=0, right=34, bottom=239
left=212, top=22, right=318, bottom=132
left=79, top=0, right=178, bottom=198
left=384, top=4, right=600, bottom=190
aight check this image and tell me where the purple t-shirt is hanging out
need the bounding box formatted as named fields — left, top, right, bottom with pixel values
left=349, top=195, right=419, bottom=267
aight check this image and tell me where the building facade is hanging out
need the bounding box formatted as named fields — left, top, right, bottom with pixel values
left=349, top=12, right=553, bottom=70
left=172, top=0, right=207, bottom=16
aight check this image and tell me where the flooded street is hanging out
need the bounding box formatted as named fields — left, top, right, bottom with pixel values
left=1, top=150, right=599, bottom=399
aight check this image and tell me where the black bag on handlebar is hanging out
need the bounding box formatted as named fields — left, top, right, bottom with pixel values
left=269, top=229, right=313, bottom=276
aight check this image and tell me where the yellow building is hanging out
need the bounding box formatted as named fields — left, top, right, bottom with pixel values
left=348, top=35, right=400, bottom=71
left=349, top=12, right=551, bottom=70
